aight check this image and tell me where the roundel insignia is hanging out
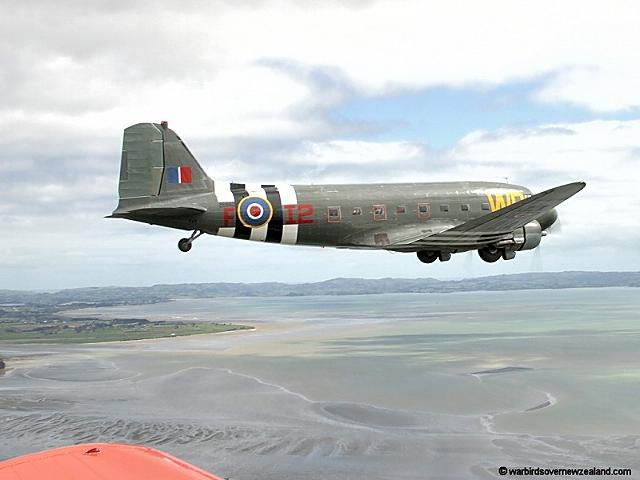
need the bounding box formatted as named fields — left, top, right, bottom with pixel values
left=237, top=196, right=274, bottom=228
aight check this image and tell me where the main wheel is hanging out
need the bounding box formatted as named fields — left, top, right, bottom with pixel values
left=417, top=250, right=438, bottom=264
left=478, top=247, right=501, bottom=263
left=178, top=238, right=192, bottom=252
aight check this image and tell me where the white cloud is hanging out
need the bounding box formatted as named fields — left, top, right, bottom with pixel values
left=211, top=0, right=640, bottom=110
left=536, top=67, right=640, bottom=112
left=3, top=0, right=640, bottom=137
left=290, top=140, right=427, bottom=166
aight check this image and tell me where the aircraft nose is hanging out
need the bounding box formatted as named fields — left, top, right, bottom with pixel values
left=536, top=208, right=558, bottom=231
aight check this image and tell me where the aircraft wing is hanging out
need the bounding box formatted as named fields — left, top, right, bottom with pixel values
left=387, top=181, right=585, bottom=250
left=341, top=219, right=457, bottom=249
left=0, top=443, right=224, bottom=480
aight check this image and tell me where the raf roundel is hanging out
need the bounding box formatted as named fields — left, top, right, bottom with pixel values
left=237, top=196, right=274, bottom=228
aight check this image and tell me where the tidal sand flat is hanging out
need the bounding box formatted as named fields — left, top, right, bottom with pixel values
left=1, top=288, right=639, bottom=479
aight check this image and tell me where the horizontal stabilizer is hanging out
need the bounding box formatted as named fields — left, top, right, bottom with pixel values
left=107, top=205, right=206, bottom=219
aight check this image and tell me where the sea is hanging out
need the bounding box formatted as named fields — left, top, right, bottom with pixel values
left=1, top=288, right=639, bottom=479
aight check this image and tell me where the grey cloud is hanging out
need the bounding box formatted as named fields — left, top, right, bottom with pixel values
left=0, top=5, right=224, bottom=116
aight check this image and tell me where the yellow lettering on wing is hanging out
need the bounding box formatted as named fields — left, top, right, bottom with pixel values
left=486, top=191, right=525, bottom=212
left=509, top=191, right=525, bottom=204
left=494, top=194, right=506, bottom=210
left=486, top=193, right=497, bottom=212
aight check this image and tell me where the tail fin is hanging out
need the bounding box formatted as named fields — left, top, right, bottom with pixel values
left=117, top=122, right=212, bottom=200
left=111, top=122, right=213, bottom=219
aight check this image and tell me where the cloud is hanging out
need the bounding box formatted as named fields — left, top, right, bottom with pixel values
left=209, top=1, right=640, bottom=110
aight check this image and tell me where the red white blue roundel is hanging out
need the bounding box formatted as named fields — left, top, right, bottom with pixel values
left=237, top=196, right=273, bottom=228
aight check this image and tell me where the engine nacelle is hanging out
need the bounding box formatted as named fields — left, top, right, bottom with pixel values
left=536, top=208, right=558, bottom=231
left=513, top=220, right=542, bottom=251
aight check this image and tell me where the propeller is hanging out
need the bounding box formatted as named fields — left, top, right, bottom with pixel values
left=533, top=209, right=562, bottom=271
left=546, top=218, right=563, bottom=234
left=531, top=241, right=544, bottom=271
left=463, top=250, right=476, bottom=276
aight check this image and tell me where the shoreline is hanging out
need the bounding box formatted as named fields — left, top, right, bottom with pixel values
left=81, top=325, right=257, bottom=345
left=0, top=325, right=256, bottom=346
left=58, top=286, right=639, bottom=320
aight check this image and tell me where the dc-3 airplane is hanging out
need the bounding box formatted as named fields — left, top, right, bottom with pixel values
left=109, top=122, right=585, bottom=264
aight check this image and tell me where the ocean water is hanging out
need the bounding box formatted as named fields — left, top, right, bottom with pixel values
left=1, top=288, right=639, bottom=479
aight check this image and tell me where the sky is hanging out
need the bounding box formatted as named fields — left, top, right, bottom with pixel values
left=1, top=0, right=640, bottom=290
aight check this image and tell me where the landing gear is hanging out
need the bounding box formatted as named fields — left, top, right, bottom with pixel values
left=417, top=251, right=438, bottom=263
left=501, top=249, right=516, bottom=261
left=478, top=247, right=502, bottom=263
left=178, top=238, right=192, bottom=252
left=417, top=251, right=451, bottom=263
left=478, top=247, right=516, bottom=263
left=178, top=230, right=204, bottom=253
left=438, top=252, right=451, bottom=262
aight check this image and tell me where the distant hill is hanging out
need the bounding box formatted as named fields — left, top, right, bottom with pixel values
left=1, top=271, right=638, bottom=308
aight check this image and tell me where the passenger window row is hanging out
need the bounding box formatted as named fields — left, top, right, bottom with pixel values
left=326, top=202, right=477, bottom=222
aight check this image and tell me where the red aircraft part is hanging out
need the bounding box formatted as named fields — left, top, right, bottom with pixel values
left=0, top=443, right=224, bottom=480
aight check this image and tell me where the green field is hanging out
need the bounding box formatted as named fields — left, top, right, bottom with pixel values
left=0, top=308, right=252, bottom=344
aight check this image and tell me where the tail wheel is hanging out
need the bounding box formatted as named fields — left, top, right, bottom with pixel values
left=178, top=238, right=192, bottom=252
left=177, top=230, right=205, bottom=252
left=478, top=247, right=501, bottom=263
left=417, top=251, right=438, bottom=264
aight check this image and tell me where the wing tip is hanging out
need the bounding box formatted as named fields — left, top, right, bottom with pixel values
left=555, top=181, right=586, bottom=196
left=570, top=181, right=587, bottom=194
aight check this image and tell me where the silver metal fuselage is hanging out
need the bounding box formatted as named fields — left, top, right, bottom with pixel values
left=144, top=181, right=533, bottom=253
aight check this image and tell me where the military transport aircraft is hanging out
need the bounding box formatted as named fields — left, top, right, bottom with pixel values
left=109, top=122, right=584, bottom=264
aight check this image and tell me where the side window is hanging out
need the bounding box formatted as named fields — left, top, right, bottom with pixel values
left=460, top=204, right=470, bottom=212
left=352, top=207, right=362, bottom=216
left=481, top=202, right=490, bottom=211
left=440, top=204, right=449, bottom=213
left=373, top=205, right=387, bottom=221
left=417, top=203, right=431, bottom=220
left=396, top=206, right=406, bottom=214
left=327, top=206, right=342, bottom=223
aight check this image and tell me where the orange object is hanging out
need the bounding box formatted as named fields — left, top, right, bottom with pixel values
left=0, top=443, right=224, bottom=480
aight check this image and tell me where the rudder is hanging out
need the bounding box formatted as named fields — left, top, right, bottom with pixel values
left=119, top=123, right=164, bottom=199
